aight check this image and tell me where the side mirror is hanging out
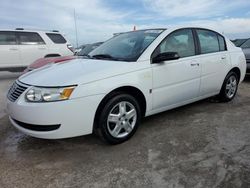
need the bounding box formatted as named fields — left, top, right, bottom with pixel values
left=152, top=52, right=180, bottom=64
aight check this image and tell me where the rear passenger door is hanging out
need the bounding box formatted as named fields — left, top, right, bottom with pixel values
left=17, top=32, right=48, bottom=66
left=195, top=29, right=231, bottom=96
left=0, top=31, right=21, bottom=67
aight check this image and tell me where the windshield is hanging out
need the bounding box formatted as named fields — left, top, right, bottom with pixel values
left=89, top=29, right=164, bottom=61
left=240, top=38, right=250, bottom=48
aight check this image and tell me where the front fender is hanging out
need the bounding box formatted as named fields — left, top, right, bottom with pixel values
left=70, top=68, right=153, bottom=113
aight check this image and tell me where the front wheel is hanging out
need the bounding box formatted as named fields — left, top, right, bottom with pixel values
left=97, top=94, right=141, bottom=144
left=218, top=72, right=239, bottom=102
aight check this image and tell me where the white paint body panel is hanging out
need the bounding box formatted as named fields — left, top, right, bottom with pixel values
left=6, top=26, right=246, bottom=139
left=152, top=56, right=200, bottom=109
left=7, top=94, right=103, bottom=139
left=199, top=51, right=231, bottom=96
left=19, top=44, right=48, bottom=66
left=0, top=44, right=21, bottom=67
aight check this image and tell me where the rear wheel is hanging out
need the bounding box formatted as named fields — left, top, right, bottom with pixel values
left=97, top=94, right=141, bottom=144
left=218, top=72, right=239, bottom=102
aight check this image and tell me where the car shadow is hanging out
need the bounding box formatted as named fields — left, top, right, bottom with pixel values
left=244, top=74, right=250, bottom=82
left=15, top=131, right=107, bottom=151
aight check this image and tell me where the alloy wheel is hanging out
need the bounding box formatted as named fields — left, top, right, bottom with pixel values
left=107, top=101, right=137, bottom=138
left=225, top=75, right=237, bottom=99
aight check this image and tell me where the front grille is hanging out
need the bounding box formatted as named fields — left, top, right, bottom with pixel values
left=7, top=81, right=28, bottom=102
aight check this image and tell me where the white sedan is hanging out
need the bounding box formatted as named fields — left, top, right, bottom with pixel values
left=6, top=26, right=246, bottom=144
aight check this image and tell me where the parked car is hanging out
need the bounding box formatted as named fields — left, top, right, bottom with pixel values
left=7, top=26, right=246, bottom=144
left=231, top=38, right=248, bottom=47
left=0, top=28, right=74, bottom=72
left=77, top=42, right=103, bottom=56
left=74, top=44, right=87, bottom=54
left=240, top=38, right=250, bottom=73
left=23, top=42, right=103, bottom=73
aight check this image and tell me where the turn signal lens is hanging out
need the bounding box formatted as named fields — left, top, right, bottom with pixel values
left=60, top=87, right=75, bottom=100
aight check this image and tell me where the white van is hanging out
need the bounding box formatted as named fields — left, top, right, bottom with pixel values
left=0, top=28, right=74, bottom=72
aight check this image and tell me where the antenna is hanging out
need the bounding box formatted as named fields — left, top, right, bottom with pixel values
left=74, top=8, right=79, bottom=48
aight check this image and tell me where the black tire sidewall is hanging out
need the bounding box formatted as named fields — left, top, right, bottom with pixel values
left=98, top=94, right=141, bottom=144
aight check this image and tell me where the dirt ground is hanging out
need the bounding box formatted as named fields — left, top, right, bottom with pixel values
left=0, top=72, right=250, bottom=188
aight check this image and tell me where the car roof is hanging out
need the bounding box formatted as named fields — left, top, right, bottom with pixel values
left=0, top=28, right=61, bottom=34
left=114, top=26, right=224, bottom=36
left=113, top=28, right=167, bottom=35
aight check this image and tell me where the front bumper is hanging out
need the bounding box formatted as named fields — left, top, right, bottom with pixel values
left=7, top=93, right=104, bottom=139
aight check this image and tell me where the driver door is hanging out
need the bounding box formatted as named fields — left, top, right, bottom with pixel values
left=152, top=29, right=201, bottom=110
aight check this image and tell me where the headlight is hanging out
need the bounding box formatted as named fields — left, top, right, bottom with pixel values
left=25, top=86, right=76, bottom=102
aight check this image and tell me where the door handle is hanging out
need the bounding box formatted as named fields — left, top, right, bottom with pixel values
left=190, top=63, right=199, bottom=66
left=221, top=56, right=226, bottom=60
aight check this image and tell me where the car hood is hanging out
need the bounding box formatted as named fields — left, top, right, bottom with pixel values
left=19, top=59, right=148, bottom=86
left=242, top=48, right=250, bottom=60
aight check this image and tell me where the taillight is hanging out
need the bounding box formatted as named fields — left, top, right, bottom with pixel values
left=67, top=44, right=75, bottom=53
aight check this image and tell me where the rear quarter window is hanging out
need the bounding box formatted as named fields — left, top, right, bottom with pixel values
left=46, top=33, right=67, bottom=44
left=218, top=35, right=227, bottom=51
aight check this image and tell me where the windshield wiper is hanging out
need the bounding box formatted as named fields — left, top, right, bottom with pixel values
left=92, top=54, right=120, bottom=61
left=80, top=54, right=93, bottom=59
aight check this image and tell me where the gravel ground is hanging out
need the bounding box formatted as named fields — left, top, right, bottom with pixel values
left=0, top=72, right=250, bottom=188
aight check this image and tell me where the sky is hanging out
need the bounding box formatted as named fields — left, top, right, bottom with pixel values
left=1, top=0, right=250, bottom=47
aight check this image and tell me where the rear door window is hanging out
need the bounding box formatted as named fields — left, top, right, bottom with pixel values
left=0, top=31, right=17, bottom=45
left=197, top=29, right=220, bottom=54
left=46, top=33, right=66, bottom=44
left=17, top=32, right=45, bottom=45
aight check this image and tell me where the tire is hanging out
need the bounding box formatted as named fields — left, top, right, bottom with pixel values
left=218, top=71, right=239, bottom=102
left=97, top=93, right=141, bottom=144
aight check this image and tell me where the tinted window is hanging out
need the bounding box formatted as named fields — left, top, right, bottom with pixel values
left=197, top=29, right=219, bottom=54
left=0, top=31, right=16, bottom=45
left=89, top=29, right=164, bottom=61
left=18, top=32, right=45, bottom=45
left=46, top=33, right=66, bottom=44
left=241, top=39, right=250, bottom=48
left=218, top=35, right=226, bottom=51
left=156, top=29, right=195, bottom=58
